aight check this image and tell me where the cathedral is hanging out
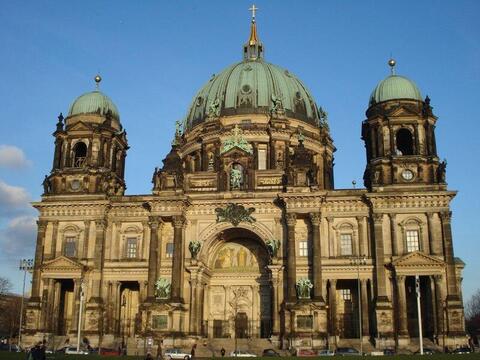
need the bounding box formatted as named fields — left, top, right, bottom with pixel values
left=24, top=10, right=466, bottom=354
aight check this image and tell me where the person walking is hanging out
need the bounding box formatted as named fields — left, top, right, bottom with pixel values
left=220, top=347, right=226, bottom=357
left=191, top=343, right=197, bottom=360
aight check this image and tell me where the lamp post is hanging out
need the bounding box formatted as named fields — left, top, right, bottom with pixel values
left=122, top=294, right=127, bottom=348
left=350, top=255, right=367, bottom=355
left=442, top=300, right=447, bottom=352
left=325, top=304, right=330, bottom=351
left=18, top=258, right=34, bottom=351
left=76, top=280, right=85, bottom=353
left=415, top=275, right=423, bottom=355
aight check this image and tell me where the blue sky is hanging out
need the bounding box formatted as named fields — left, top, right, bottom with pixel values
left=0, top=1, right=478, bottom=301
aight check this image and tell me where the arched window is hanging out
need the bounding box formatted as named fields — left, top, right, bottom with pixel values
left=72, top=142, right=87, bottom=167
left=62, top=225, right=80, bottom=258
left=396, top=129, right=414, bottom=155
left=400, top=218, right=423, bottom=253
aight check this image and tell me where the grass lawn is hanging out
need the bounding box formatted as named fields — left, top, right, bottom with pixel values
left=0, top=353, right=479, bottom=360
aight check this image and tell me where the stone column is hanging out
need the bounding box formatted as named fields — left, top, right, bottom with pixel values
left=396, top=275, right=408, bottom=336
left=189, top=277, right=198, bottom=334
left=372, top=214, right=389, bottom=302
left=147, top=217, right=161, bottom=300
left=439, top=211, right=460, bottom=301
left=82, top=220, right=90, bottom=260
left=433, top=275, right=445, bottom=338
left=31, top=220, right=48, bottom=302
left=52, top=280, right=62, bottom=334
left=326, top=217, right=334, bottom=258
left=72, top=278, right=81, bottom=331
left=90, top=219, right=106, bottom=302
left=429, top=276, right=438, bottom=339
left=47, top=221, right=58, bottom=260
left=360, top=279, right=370, bottom=338
left=356, top=216, right=365, bottom=257
left=388, top=214, right=398, bottom=256
left=310, top=213, right=324, bottom=302
left=171, top=215, right=185, bottom=302
left=329, top=280, right=338, bottom=337
left=426, top=213, right=441, bottom=256
left=46, top=279, right=55, bottom=331
left=286, top=213, right=297, bottom=301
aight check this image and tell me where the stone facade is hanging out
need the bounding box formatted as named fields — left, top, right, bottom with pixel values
left=24, top=20, right=465, bottom=353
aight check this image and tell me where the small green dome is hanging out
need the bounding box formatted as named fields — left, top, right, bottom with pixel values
left=68, top=90, right=120, bottom=120
left=185, top=60, right=323, bottom=130
left=369, top=75, right=422, bottom=107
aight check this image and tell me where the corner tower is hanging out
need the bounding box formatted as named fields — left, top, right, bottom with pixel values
left=362, top=60, right=444, bottom=191
left=44, top=76, right=128, bottom=196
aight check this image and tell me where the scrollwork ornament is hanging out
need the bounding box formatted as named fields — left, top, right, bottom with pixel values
left=215, top=203, right=256, bottom=227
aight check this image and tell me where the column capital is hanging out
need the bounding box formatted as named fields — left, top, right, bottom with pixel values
left=148, top=216, right=162, bottom=229
left=173, top=215, right=186, bottom=228
left=326, top=216, right=334, bottom=224
left=388, top=213, right=396, bottom=220
left=433, top=274, right=443, bottom=282
left=37, top=220, right=48, bottom=231
left=94, top=218, right=107, bottom=230
left=372, top=213, right=384, bottom=224
left=426, top=212, right=435, bottom=220
left=309, top=213, right=321, bottom=226
left=439, top=211, right=452, bottom=222
left=360, top=278, right=369, bottom=285
left=329, top=279, right=337, bottom=286
left=396, top=274, right=406, bottom=283
left=286, top=213, right=297, bottom=227
left=356, top=215, right=366, bottom=222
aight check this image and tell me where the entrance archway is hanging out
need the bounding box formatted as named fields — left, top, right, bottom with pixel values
left=204, top=228, right=272, bottom=338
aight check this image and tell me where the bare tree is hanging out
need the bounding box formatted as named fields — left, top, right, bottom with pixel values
left=0, top=276, right=12, bottom=296
left=465, top=289, right=480, bottom=341
left=0, top=295, right=22, bottom=341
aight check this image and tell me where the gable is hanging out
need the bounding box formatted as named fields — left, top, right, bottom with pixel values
left=67, top=121, right=93, bottom=132
left=392, top=251, right=445, bottom=268
left=42, top=255, right=84, bottom=274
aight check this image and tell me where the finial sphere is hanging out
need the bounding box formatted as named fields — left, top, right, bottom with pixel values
left=388, top=58, right=396, bottom=68
left=94, top=75, right=102, bottom=83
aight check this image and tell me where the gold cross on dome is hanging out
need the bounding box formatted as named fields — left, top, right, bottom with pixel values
left=249, top=4, right=258, bottom=21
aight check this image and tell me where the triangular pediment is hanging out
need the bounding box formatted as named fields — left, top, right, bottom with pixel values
left=392, top=251, right=445, bottom=268
left=68, top=121, right=93, bottom=132
left=221, top=146, right=252, bottom=158
left=42, top=255, right=84, bottom=272
left=387, top=105, right=420, bottom=117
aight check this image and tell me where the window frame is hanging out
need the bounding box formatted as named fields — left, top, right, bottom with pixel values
left=126, top=237, right=138, bottom=259
left=166, top=242, right=174, bottom=258
left=340, top=233, right=353, bottom=256
left=64, top=236, right=77, bottom=258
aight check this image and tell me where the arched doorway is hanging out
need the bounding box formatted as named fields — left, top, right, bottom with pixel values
left=204, top=228, right=272, bottom=338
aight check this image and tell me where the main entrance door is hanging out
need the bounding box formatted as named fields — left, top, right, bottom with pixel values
left=206, top=230, right=272, bottom=338
left=235, top=312, right=248, bottom=338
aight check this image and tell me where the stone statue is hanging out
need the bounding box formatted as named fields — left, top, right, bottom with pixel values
left=437, top=160, right=447, bottom=183
left=318, top=106, right=329, bottom=128
left=154, top=278, right=171, bottom=299
left=188, top=240, right=202, bottom=260
left=266, top=239, right=280, bottom=258
left=230, top=167, right=242, bottom=190
left=270, top=94, right=284, bottom=115
left=296, top=278, right=313, bottom=299
left=42, top=175, right=51, bottom=194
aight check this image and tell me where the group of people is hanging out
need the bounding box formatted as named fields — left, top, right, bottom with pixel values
left=26, top=341, right=46, bottom=360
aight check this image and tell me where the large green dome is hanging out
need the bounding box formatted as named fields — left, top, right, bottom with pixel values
left=184, top=60, right=323, bottom=130
left=369, top=74, right=422, bottom=107
left=68, top=90, right=120, bottom=121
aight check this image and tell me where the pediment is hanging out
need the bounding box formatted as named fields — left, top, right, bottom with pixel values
left=42, top=256, right=85, bottom=272
left=221, top=146, right=252, bottom=158
left=387, top=105, right=420, bottom=117
left=68, top=121, right=93, bottom=132
left=392, top=251, right=445, bottom=268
